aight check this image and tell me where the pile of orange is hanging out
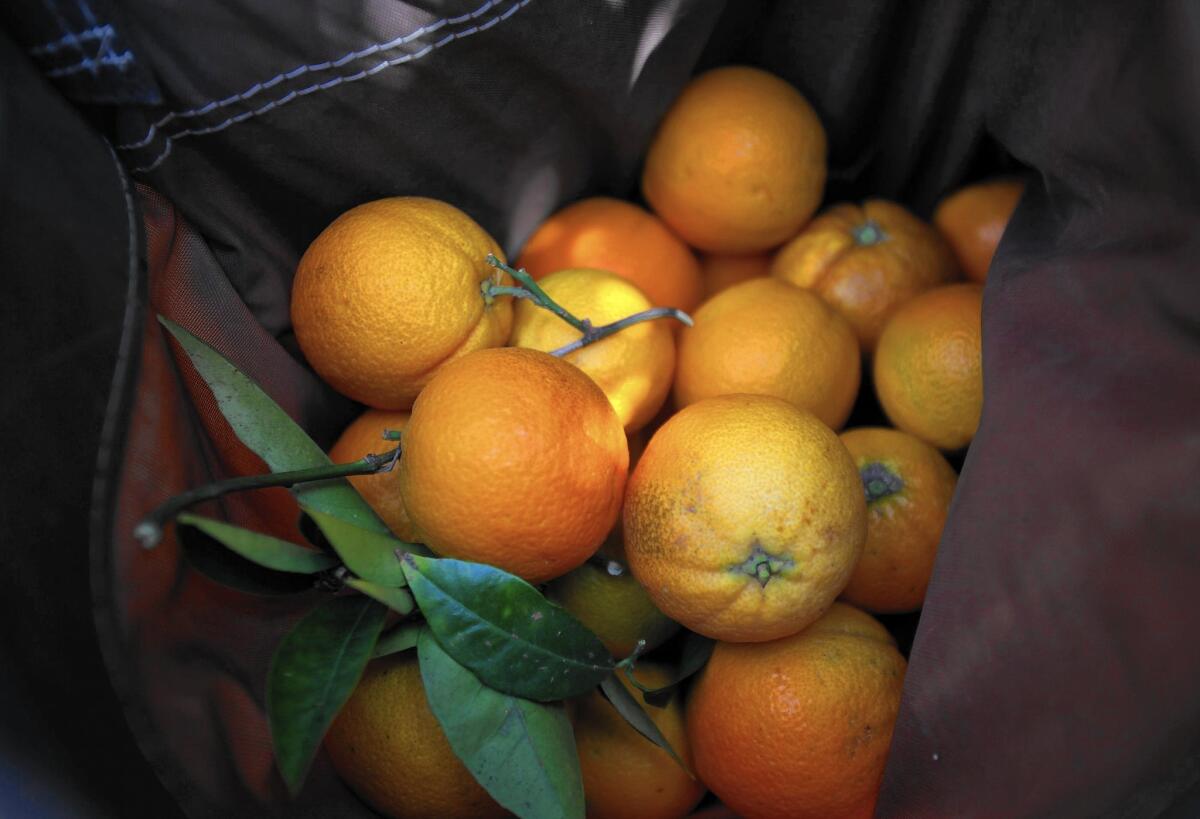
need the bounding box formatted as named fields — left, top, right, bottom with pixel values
left=287, top=63, right=1024, bottom=819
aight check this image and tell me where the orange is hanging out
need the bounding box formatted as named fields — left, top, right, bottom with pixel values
left=839, top=427, right=958, bottom=613
left=698, top=252, right=771, bottom=299
left=673, top=277, right=860, bottom=430
left=398, top=347, right=628, bottom=583
left=934, top=177, right=1025, bottom=282
left=623, top=395, right=866, bottom=642
left=545, top=545, right=680, bottom=659
left=575, top=662, right=706, bottom=819
left=291, top=197, right=512, bottom=409
left=771, top=199, right=958, bottom=354
left=325, top=652, right=505, bottom=819
left=516, top=197, right=703, bottom=313
left=509, top=268, right=675, bottom=433
left=641, top=66, right=827, bottom=253
left=328, top=409, right=415, bottom=541
left=874, top=283, right=984, bottom=450
left=686, top=603, right=907, bottom=819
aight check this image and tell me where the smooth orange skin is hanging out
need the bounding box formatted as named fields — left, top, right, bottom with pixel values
left=686, top=603, right=907, bottom=819
left=642, top=66, right=827, bottom=254
left=509, top=268, right=676, bottom=433
left=325, top=653, right=506, bottom=819
left=623, top=395, right=867, bottom=643
left=291, top=197, right=512, bottom=409
left=934, top=178, right=1025, bottom=282
left=839, top=427, right=958, bottom=613
left=517, top=197, right=704, bottom=313
left=674, top=277, right=861, bottom=430
left=698, top=252, right=771, bottom=299
left=771, top=200, right=958, bottom=354
left=398, top=347, right=629, bottom=583
left=329, top=409, right=416, bottom=542
left=574, top=663, right=706, bottom=819
left=874, top=283, right=984, bottom=451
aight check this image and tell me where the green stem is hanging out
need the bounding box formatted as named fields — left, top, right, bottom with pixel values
left=616, top=638, right=648, bottom=671
left=484, top=254, right=589, bottom=332
left=133, top=447, right=402, bottom=549
left=550, top=307, right=692, bottom=357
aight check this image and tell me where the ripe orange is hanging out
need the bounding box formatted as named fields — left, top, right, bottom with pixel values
left=623, top=395, right=866, bottom=642
left=545, top=549, right=680, bottom=659
left=686, top=603, right=907, bottom=819
left=516, top=197, right=703, bottom=313
left=698, top=252, right=771, bottom=300
left=771, top=199, right=958, bottom=353
left=291, top=197, right=512, bottom=409
left=934, top=177, right=1025, bottom=282
left=674, top=277, right=860, bottom=430
left=839, top=427, right=958, bottom=613
left=575, top=662, right=706, bottom=819
left=398, top=347, right=628, bottom=583
left=641, top=65, right=827, bottom=253
left=509, top=268, right=675, bottom=433
left=325, top=652, right=505, bottom=819
left=874, top=283, right=984, bottom=450
left=328, top=409, right=415, bottom=542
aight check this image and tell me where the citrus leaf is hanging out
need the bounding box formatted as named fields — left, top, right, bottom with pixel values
left=373, top=621, right=421, bottom=658
left=158, top=316, right=387, bottom=533
left=177, top=521, right=316, bottom=595
left=639, top=632, right=715, bottom=708
left=400, top=553, right=613, bottom=701
left=599, top=673, right=691, bottom=775
left=267, top=595, right=387, bottom=795
left=176, top=513, right=337, bottom=574
left=418, top=628, right=584, bottom=819
left=301, top=506, right=427, bottom=586
left=345, top=578, right=415, bottom=616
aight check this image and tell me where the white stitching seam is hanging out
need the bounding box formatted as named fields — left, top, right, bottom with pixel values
left=117, top=0, right=505, bottom=153
left=29, top=23, right=113, bottom=55
left=46, top=50, right=134, bottom=77
left=127, top=0, right=531, bottom=174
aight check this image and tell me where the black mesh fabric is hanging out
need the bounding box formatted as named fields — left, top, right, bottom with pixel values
left=2, top=0, right=1199, bottom=816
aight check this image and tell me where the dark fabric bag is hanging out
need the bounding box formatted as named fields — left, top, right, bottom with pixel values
left=2, top=1, right=1199, bottom=816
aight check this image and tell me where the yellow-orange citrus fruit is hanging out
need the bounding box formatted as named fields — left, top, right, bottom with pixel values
left=839, top=427, right=958, bottom=613
left=575, top=662, right=706, bottom=819
left=398, top=347, right=628, bottom=582
left=874, top=283, right=984, bottom=450
left=686, top=603, right=907, bottom=819
left=698, top=252, right=771, bottom=299
left=291, top=197, right=512, bottom=409
left=623, top=395, right=866, bottom=642
left=674, top=277, right=860, bottom=430
left=328, top=409, right=415, bottom=541
left=517, top=197, right=703, bottom=313
left=771, top=199, right=958, bottom=354
left=325, top=652, right=505, bottom=819
left=934, top=178, right=1025, bottom=282
left=642, top=66, right=827, bottom=253
left=509, top=268, right=675, bottom=433
left=545, top=554, right=680, bottom=659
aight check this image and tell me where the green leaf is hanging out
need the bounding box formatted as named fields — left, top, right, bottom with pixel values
left=177, top=521, right=316, bottom=596
left=401, top=554, right=613, bottom=701
left=176, top=513, right=337, bottom=574
left=373, top=621, right=421, bottom=658
left=346, top=578, right=415, bottom=616
left=599, top=673, right=691, bottom=775
left=267, top=595, right=387, bottom=794
left=301, top=506, right=426, bottom=586
left=638, top=631, right=715, bottom=708
left=158, top=316, right=387, bottom=533
left=418, top=628, right=584, bottom=819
